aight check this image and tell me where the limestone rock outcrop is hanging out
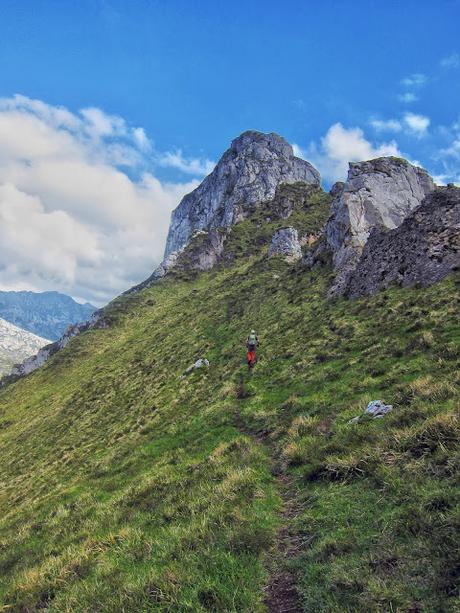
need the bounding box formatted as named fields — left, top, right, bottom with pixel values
left=344, top=186, right=460, bottom=297
left=325, top=157, right=435, bottom=295
left=164, top=130, right=320, bottom=258
left=269, top=227, right=302, bottom=262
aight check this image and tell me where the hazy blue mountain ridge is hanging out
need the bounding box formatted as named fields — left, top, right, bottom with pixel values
left=0, top=291, right=96, bottom=341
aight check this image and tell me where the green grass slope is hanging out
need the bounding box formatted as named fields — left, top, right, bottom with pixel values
left=0, top=191, right=459, bottom=612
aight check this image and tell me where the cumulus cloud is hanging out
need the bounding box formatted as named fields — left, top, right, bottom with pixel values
left=441, top=137, right=460, bottom=159
left=370, top=113, right=431, bottom=138
left=0, top=95, right=205, bottom=305
left=403, top=112, right=430, bottom=136
left=295, top=123, right=402, bottom=183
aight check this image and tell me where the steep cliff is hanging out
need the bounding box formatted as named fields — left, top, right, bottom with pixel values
left=325, top=157, right=435, bottom=295
left=164, top=130, right=320, bottom=258
left=344, top=185, right=460, bottom=297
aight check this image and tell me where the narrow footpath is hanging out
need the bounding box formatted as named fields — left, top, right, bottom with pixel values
left=234, top=403, right=303, bottom=613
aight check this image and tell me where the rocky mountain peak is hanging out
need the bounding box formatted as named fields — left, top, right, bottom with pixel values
left=227, top=130, right=294, bottom=158
left=325, top=156, right=435, bottom=295
left=164, top=130, right=320, bottom=258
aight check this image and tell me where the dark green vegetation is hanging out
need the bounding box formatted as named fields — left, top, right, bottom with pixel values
left=0, top=190, right=459, bottom=612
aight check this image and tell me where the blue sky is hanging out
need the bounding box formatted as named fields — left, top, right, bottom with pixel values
left=0, top=0, right=459, bottom=303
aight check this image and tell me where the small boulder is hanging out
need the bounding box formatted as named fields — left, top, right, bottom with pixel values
left=182, top=358, right=210, bottom=377
left=268, top=227, right=302, bottom=262
left=365, top=400, right=393, bottom=417
left=348, top=399, right=393, bottom=424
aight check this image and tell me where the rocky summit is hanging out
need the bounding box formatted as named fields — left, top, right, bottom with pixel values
left=164, top=130, right=320, bottom=258
left=325, top=157, right=435, bottom=295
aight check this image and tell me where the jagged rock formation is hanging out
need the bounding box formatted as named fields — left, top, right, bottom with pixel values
left=0, top=318, right=49, bottom=376
left=325, top=157, right=435, bottom=295
left=269, top=227, right=302, bottom=262
left=6, top=133, right=321, bottom=381
left=164, top=130, right=320, bottom=258
left=0, top=291, right=95, bottom=340
left=127, top=230, right=227, bottom=294
left=172, top=229, right=228, bottom=273
left=344, top=186, right=460, bottom=297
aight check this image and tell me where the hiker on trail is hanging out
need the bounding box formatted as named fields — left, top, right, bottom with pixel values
left=246, top=329, right=259, bottom=369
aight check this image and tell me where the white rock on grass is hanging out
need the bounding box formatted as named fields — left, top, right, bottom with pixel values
left=182, top=358, right=210, bottom=378
left=348, top=399, right=393, bottom=424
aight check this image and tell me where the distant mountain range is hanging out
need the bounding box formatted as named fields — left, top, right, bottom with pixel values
left=0, top=291, right=96, bottom=341
left=0, top=317, right=49, bottom=375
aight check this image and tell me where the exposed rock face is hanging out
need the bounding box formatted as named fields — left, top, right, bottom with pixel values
left=269, top=227, right=302, bottom=262
left=344, top=186, right=460, bottom=297
left=129, top=229, right=228, bottom=293
left=326, top=157, right=435, bottom=295
left=164, top=130, right=320, bottom=258
left=176, top=229, right=227, bottom=272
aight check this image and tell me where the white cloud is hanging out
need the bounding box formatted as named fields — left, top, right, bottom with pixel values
left=440, top=53, right=460, bottom=69
left=159, top=149, right=215, bottom=176
left=398, top=92, right=418, bottom=103
left=370, top=113, right=431, bottom=138
left=0, top=95, right=203, bottom=305
left=401, top=73, right=427, bottom=88
left=403, top=112, right=430, bottom=136
left=80, top=107, right=127, bottom=138
left=370, top=118, right=402, bottom=132
left=296, top=123, right=402, bottom=183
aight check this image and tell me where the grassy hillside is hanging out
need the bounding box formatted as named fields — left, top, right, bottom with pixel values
left=0, top=191, right=459, bottom=612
